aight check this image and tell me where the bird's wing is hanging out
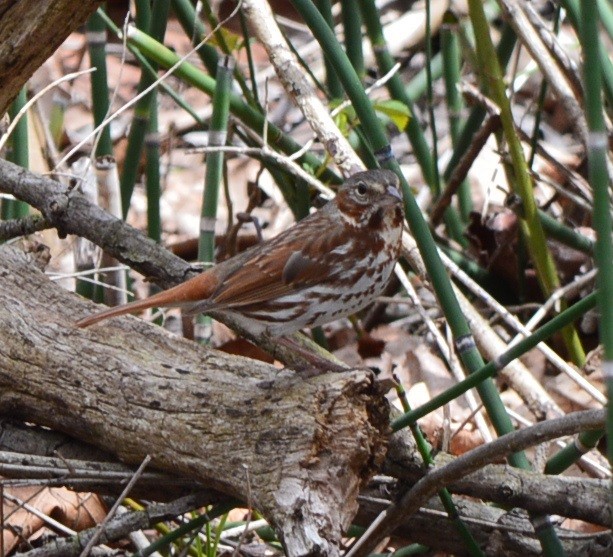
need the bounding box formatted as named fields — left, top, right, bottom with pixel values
left=210, top=217, right=346, bottom=309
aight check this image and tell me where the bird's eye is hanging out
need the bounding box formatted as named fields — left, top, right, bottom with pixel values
left=356, top=182, right=368, bottom=197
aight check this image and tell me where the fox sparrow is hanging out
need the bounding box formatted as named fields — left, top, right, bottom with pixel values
left=76, top=169, right=405, bottom=335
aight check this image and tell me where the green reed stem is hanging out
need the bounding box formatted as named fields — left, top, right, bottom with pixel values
left=239, top=8, right=261, bottom=108
left=441, top=11, right=471, bottom=221
left=528, top=6, right=561, bottom=169
left=442, top=23, right=516, bottom=183
left=171, top=0, right=219, bottom=75
left=125, top=27, right=339, bottom=186
left=359, top=0, right=435, bottom=186
left=341, top=0, right=364, bottom=78
left=199, top=57, right=234, bottom=265
left=134, top=501, right=238, bottom=557
left=468, top=0, right=584, bottom=368
left=406, top=52, right=443, bottom=102
left=198, top=0, right=257, bottom=106
left=544, top=429, right=604, bottom=475
left=2, top=87, right=30, bottom=219
left=597, top=0, right=613, bottom=42
left=393, top=292, right=597, bottom=430
left=86, top=10, right=113, bottom=157
left=424, top=0, right=440, bottom=195
left=579, top=2, right=613, bottom=501
left=96, top=8, right=202, bottom=127
left=425, top=1, right=465, bottom=244
left=120, top=0, right=170, bottom=217
left=395, top=382, right=484, bottom=556
left=538, top=210, right=594, bottom=255
left=145, top=90, right=161, bottom=243
left=560, top=0, right=613, bottom=111
left=316, top=0, right=343, bottom=98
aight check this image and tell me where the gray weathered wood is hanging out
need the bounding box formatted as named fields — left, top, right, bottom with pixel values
left=0, top=243, right=389, bottom=557
left=0, top=1, right=102, bottom=115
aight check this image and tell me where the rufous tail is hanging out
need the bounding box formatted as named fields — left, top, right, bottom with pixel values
left=75, top=271, right=219, bottom=328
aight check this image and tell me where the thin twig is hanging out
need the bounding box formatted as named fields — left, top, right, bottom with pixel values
left=0, top=68, right=95, bottom=153
left=79, top=455, right=151, bottom=557
left=0, top=214, right=53, bottom=241
left=186, top=144, right=334, bottom=198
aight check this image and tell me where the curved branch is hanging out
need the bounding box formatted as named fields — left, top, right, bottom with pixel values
left=349, top=409, right=607, bottom=557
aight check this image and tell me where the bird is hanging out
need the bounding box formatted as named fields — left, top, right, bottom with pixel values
left=76, top=169, right=405, bottom=336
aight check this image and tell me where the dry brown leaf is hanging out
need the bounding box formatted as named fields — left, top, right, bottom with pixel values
left=2, top=485, right=106, bottom=554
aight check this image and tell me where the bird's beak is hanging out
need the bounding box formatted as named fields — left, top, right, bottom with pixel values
left=386, top=184, right=403, bottom=201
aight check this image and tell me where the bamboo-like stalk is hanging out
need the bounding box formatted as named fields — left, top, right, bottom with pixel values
left=393, top=292, right=598, bottom=429
left=174, top=0, right=319, bottom=219
left=468, top=0, right=584, bottom=367
left=134, top=501, right=237, bottom=557
left=544, top=428, right=604, bottom=475
left=597, top=0, right=613, bottom=42
left=424, top=0, right=440, bottom=195
left=340, top=0, right=364, bottom=78
left=579, top=2, right=613, bottom=486
left=238, top=8, right=260, bottom=108
left=199, top=57, right=234, bottom=265
left=86, top=10, right=113, bottom=157
left=395, top=383, right=485, bottom=557
left=96, top=8, right=202, bottom=126
left=442, top=23, right=516, bottom=183
left=560, top=0, right=613, bottom=111
left=526, top=3, right=561, bottom=169
left=197, top=0, right=257, bottom=106
left=120, top=0, right=170, bottom=218
left=359, top=0, right=435, bottom=186
left=171, top=0, right=219, bottom=75
left=145, top=90, right=161, bottom=243
left=316, top=0, right=343, bottom=98
left=425, top=2, right=465, bottom=246
left=441, top=11, right=471, bottom=222
left=537, top=210, right=594, bottom=255
left=194, top=56, right=235, bottom=343
left=125, top=27, right=339, bottom=185
left=2, top=87, right=30, bottom=219
left=405, top=52, right=443, bottom=102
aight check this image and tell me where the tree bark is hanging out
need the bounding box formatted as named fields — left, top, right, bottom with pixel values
left=0, top=1, right=102, bottom=115
left=0, top=243, right=389, bottom=557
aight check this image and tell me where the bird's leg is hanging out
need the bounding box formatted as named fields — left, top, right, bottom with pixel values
left=270, top=333, right=349, bottom=376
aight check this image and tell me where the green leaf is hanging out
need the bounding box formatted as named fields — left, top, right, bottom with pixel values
left=373, top=99, right=412, bottom=131
left=208, top=27, right=243, bottom=52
